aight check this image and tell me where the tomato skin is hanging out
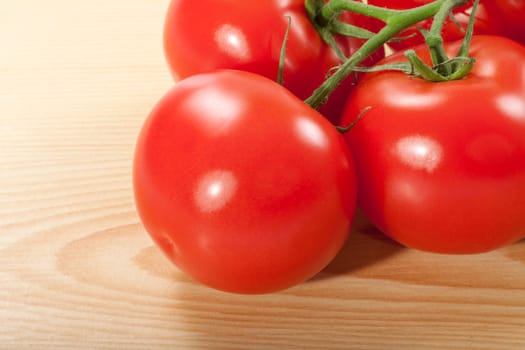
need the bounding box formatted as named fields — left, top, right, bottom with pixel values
left=367, top=0, right=514, bottom=49
left=163, top=0, right=383, bottom=122
left=133, top=70, right=357, bottom=293
left=483, top=0, right=525, bottom=44
left=341, top=36, right=525, bottom=254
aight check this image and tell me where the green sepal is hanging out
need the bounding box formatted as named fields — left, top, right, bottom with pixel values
left=336, top=106, right=371, bottom=133
left=330, top=21, right=376, bottom=40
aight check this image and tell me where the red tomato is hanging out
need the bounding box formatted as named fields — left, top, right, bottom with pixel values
left=133, top=70, right=357, bottom=293
left=341, top=36, right=525, bottom=254
left=483, top=0, right=525, bottom=44
left=366, top=0, right=499, bottom=50
left=163, top=0, right=384, bottom=122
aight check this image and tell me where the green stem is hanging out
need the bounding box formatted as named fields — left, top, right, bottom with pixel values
left=277, top=16, right=292, bottom=85
left=424, top=0, right=467, bottom=75
left=330, top=21, right=376, bottom=40
left=456, top=0, right=479, bottom=58
left=403, top=0, right=478, bottom=81
left=304, top=0, right=469, bottom=110
left=319, top=0, right=401, bottom=22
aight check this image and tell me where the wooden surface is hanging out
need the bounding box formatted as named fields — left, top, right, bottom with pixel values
left=1, top=1, right=525, bottom=349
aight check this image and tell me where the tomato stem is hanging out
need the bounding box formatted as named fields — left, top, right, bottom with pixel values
left=403, top=0, right=478, bottom=81
left=336, top=106, right=371, bottom=133
left=304, top=0, right=471, bottom=110
left=456, top=0, right=478, bottom=58
left=424, top=0, right=474, bottom=74
left=318, top=0, right=399, bottom=23
left=277, top=16, right=292, bottom=85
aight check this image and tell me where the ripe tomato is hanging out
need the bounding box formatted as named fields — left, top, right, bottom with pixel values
left=483, top=0, right=525, bottom=44
left=341, top=36, right=525, bottom=254
left=133, top=70, right=357, bottom=293
left=366, top=0, right=513, bottom=50
left=163, top=0, right=384, bottom=122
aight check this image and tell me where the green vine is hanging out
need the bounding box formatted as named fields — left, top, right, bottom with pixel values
left=304, top=0, right=476, bottom=110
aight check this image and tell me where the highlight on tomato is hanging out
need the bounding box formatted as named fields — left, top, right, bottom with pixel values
left=341, top=35, right=525, bottom=254
left=133, top=70, right=357, bottom=294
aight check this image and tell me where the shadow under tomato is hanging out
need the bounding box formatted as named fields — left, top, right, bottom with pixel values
left=503, top=237, right=525, bottom=266
left=310, top=211, right=405, bottom=281
left=135, top=214, right=408, bottom=350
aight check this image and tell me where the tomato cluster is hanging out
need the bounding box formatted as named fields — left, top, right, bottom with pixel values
left=133, top=0, right=525, bottom=293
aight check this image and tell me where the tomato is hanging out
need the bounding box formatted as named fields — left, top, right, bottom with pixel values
left=163, top=0, right=384, bottom=122
left=133, top=70, right=357, bottom=293
left=341, top=36, right=525, bottom=254
left=366, top=0, right=505, bottom=50
left=483, top=0, right=525, bottom=44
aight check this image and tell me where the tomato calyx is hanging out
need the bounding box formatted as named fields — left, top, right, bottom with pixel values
left=404, top=0, right=478, bottom=81
left=277, top=16, right=292, bottom=85
left=335, top=105, right=371, bottom=133
left=356, top=0, right=478, bottom=82
left=303, top=0, right=473, bottom=110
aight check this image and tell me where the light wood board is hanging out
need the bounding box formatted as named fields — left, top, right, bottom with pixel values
left=1, top=1, right=524, bottom=349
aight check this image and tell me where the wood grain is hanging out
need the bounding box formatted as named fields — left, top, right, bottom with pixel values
left=1, top=1, right=525, bottom=349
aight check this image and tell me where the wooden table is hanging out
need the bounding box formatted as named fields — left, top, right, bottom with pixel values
left=2, top=1, right=524, bottom=349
